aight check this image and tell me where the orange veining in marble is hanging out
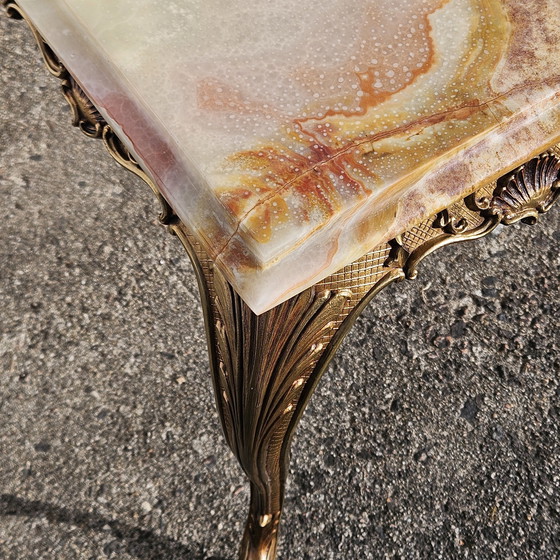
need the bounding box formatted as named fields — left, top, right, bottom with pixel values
left=213, top=0, right=510, bottom=252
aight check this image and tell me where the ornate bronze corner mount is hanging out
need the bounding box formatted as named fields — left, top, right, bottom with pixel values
left=168, top=146, right=560, bottom=559
left=388, top=150, right=560, bottom=281
left=6, top=3, right=560, bottom=559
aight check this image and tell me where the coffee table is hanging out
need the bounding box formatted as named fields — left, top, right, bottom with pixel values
left=2, top=2, right=559, bottom=559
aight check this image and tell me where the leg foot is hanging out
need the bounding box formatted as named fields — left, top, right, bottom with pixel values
left=240, top=487, right=281, bottom=560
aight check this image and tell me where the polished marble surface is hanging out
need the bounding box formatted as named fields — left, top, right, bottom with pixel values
left=17, top=0, right=560, bottom=313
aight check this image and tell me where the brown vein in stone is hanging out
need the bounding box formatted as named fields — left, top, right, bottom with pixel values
left=212, top=78, right=560, bottom=263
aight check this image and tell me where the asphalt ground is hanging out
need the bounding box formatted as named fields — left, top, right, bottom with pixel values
left=1, top=13, right=559, bottom=560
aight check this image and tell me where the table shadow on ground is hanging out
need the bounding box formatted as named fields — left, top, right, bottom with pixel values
left=0, top=494, right=229, bottom=560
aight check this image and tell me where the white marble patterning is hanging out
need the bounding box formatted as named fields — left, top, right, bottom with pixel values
left=17, top=0, right=560, bottom=313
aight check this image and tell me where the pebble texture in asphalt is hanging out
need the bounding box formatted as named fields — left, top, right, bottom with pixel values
left=1, top=14, right=559, bottom=560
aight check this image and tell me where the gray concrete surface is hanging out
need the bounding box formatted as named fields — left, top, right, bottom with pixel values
left=1, top=14, right=559, bottom=560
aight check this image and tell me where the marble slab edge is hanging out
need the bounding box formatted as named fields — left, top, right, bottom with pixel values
left=219, top=96, right=560, bottom=313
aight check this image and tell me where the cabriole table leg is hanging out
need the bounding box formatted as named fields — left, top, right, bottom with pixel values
left=169, top=144, right=560, bottom=558
left=171, top=224, right=405, bottom=559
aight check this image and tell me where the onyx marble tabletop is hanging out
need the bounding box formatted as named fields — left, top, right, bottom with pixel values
left=15, top=0, right=560, bottom=313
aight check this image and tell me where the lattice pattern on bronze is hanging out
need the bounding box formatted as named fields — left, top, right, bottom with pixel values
left=401, top=218, right=439, bottom=253
left=173, top=183, right=517, bottom=354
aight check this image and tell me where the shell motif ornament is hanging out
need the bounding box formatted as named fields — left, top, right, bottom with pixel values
left=490, top=153, right=560, bottom=225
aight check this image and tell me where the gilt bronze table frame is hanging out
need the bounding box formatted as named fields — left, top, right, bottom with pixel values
left=4, top=3, right=560, bottom=559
